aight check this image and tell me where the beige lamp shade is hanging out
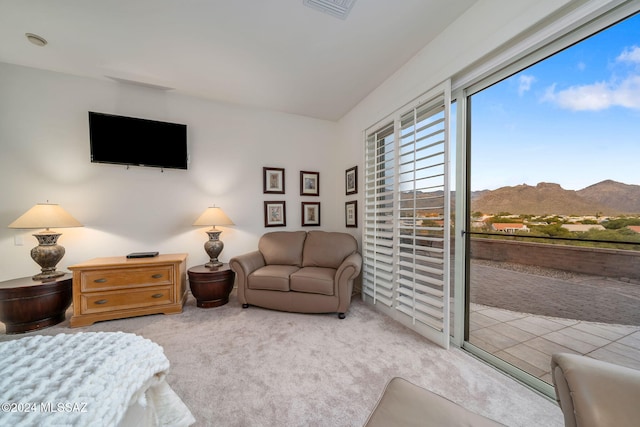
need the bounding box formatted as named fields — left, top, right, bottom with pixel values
left=9, top=203, right=83, bottom=229
left=8, top=203, right=82, bottom=280
left=193, top=207, right=234, bottom=227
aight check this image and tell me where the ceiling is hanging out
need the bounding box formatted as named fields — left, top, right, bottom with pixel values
left=0, top=0, right=477, bottom=121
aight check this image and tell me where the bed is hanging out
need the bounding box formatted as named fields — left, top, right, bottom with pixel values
left=0, top=332, right=195, bottom=426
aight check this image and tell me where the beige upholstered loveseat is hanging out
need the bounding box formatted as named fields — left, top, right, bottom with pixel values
left=364, top=377, right=503, bottom=427
left=551, top=353, right=640, bottom=427
left=229, top=230, right=362, bottom=318
left=364, top=353, right=640, bottom=427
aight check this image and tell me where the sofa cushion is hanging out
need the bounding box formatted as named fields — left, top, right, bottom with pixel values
left=248, top=265, right=300, bottom=291
left=259, top=231, right=307, bottom=267
left=365, top=377, right=504, bottom=427
left=302, top=231, right=357, bottom=269
left=290, top=267, right=335, bottom=296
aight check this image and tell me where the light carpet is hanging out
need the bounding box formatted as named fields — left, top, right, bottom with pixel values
left=0, top=292, right=563, bottom=426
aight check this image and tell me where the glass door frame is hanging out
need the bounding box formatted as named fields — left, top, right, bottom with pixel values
left=449, top=0, right=640, bottom=398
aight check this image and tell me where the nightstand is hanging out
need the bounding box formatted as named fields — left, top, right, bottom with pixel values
left=188, top=264, right=235, bottom=308
left=0, top=274, right=72, bottom=334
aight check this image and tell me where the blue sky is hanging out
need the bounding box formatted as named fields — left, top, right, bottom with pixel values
left=470, top=12, right=640, bottom=191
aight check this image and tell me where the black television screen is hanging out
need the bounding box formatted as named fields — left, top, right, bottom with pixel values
left=89, top=111, right=188, bottom=170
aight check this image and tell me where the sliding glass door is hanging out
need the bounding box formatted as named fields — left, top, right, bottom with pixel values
left=463, top=10, right=640, bottom=394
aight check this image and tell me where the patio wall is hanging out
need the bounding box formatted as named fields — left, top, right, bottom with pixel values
left=470, top=238, right=640, bottom=283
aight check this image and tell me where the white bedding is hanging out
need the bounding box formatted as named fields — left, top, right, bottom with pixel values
left=0, top=332, right=195, bottom=426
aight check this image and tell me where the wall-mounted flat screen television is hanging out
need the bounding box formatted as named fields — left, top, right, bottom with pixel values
left=89, top=111, right=188, bottom=170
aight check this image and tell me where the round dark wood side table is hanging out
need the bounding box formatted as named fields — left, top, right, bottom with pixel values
left=0, top=274, right=72, bottom=334
left=188, top=264, right=235, bottom=308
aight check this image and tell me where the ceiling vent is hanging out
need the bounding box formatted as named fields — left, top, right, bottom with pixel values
left=25, top=33, right=47, bottom=47
left=303, top=0, right=357, bottom=20
left=104, top=76, right=174, bottom=91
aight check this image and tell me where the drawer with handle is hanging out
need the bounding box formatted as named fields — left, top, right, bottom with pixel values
left=80, top=286, right=173, bottom=314
left=80, top=266, right=173, bottom=291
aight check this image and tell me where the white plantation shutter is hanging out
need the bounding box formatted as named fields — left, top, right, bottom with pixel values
left=363, top=80, right=451, bottom=349
left=363, top=122, right=395, bottom=307
left=396, top=84, right=451, bottom=348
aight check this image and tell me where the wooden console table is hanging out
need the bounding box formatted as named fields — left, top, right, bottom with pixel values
left=0, top=274, right=72, bottom=334
left=69, top=253, right=187, bottom=327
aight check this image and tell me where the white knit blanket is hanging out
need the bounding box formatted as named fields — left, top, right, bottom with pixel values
left=0, top=332, right=174, bottom=426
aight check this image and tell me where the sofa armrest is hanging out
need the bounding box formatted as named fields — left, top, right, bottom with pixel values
left=335, top=252, right=362, bottom=284
left=334, top=252, right=362, bottom=313
left=229, top=251, right=266, bottom=304
left=551, top=353, right=640, bottom=427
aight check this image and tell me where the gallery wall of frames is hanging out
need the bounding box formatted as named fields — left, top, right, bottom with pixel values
left=262, top=166, right=358, bottom=228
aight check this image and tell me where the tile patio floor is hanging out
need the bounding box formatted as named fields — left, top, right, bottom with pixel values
left=469, top=303, right=640, bottom=384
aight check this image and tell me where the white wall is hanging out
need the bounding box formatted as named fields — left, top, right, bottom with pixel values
left=0, top=62, right=342, bottom=281
left=0, top=0, right=576, bottom=282
left=336, top=0, right=572, bottom=241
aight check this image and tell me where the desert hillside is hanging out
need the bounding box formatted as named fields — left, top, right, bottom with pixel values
left=471, top=180, right=640, bottom=215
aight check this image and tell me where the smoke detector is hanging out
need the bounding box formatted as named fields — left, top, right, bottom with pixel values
left=303, top=0, right=357, bottom=20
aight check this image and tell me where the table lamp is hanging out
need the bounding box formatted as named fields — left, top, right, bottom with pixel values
left=193, top=206, right=234, bottom=268
left=8, top=202, right=83, bottom=280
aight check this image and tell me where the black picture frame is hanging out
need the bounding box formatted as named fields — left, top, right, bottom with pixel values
left=264, top=201, right=286, bottom=227
left=263, top=167, right=285, bottom=194
left=300, top=171, right=320, bottom=196
left=345, top=166, right=357, bottom=195
left=345, top=201, right=357, bottom=228
left=301, top=202, right=321, bottom=226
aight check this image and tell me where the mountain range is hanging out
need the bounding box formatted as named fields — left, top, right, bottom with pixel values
left=471, top=180, right=640, bottom=216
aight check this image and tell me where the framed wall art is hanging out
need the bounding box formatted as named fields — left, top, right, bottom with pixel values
left=345, top=201, right=357, bottom=228
left=301, top=202, right=320, bottom=226
left=264, top=201, right=286, bottom=227
left=345, top=166, right=357, bottom=195
left=263, top=167, right=285, bottom=194
left=300, top=171, right=320, bottom=196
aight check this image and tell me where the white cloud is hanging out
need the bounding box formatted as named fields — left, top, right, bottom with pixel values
left=617, top=45, right=640, bottom=63
left=518, top=74, right=536, bottom=95
left=541, top=45, right=640, bottom=111
left=542, top=75, right=640, bottom=111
